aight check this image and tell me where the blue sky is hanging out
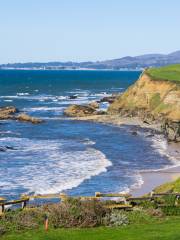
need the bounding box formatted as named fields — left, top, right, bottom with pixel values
left=0, top=0, right=180, bottom=63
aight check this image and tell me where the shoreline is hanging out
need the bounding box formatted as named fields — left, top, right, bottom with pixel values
left=67, top=114, right=180, bottom=196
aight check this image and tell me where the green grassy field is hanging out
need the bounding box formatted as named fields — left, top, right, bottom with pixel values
left=147, top=64, right=180, bottom=82
left=2, top=217, right=180, bottom=240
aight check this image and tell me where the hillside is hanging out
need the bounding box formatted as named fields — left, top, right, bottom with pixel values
left=108, top=64, right=180, bottom=141
left=1, top=51, right=180, bottom=70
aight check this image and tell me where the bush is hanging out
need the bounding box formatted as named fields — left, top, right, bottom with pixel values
left=44, top=198, right=109, bottom=228
left=137, top=200, right=157, bottom=209
left=104, top=210, right=129, bottom=227
left=0, top=225, right=6, bottom=236
left=161, top=206, right=180, bottom=216
left=127, top=209, right=156, bottom=224
left=162, top=195, right=176, bottom=206
left=0, top=208, right=44, bottom=232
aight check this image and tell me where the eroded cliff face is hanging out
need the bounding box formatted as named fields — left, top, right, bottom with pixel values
left=108, top=72, right=180, bottom=141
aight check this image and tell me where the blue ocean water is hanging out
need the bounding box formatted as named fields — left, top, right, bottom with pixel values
left=0, top=70, right=174, bottom=199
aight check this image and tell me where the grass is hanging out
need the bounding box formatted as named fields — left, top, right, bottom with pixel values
left=147, top=64, right=180, bottom=83
left=149, top=93, right=161, bottom=110
left=2, top=218, right=180, bottom=240
left=154, top=178, right=180, bottom=193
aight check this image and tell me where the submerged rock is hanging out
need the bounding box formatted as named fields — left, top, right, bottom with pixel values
left=16, top=114, right=43, bottom=124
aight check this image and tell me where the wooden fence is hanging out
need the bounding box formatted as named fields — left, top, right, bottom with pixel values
left=1, top=191, right=180, bottom=214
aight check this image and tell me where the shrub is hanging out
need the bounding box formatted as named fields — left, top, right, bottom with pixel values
left=0, top=208, right=44, bottom=232
left=161, top=206, right=180, bottom=216
left=44, top=198, right=109, bottom=228
left=0, top=225, right=6, bottom=236
left=162, top=195, right=176, bottom=206
left=127, top=209, right=156, bottom=224
left=104, top=210, right=129, bottom=227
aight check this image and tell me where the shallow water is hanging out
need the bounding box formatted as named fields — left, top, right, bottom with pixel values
left=0, top=70, right=175, bottom=199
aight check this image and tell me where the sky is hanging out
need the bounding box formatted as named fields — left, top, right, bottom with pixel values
left=0, top=0, right=180, bottom=64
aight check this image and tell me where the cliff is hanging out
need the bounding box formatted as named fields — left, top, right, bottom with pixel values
left=108, top=65, right=180, bottom=141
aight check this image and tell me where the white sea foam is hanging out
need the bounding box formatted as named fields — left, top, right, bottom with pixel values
left=127, top=133, right=180, bottom=193
left=0, top=137, right=112, bottom=195
left=23, top=106, right=65, bottom=112
left=17, top=92, right=30, bottom=96
left=148, top=134, right=180, bottom=169
left=3, top=100, right=13, bottom=102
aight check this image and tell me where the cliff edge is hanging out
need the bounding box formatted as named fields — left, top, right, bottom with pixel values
left=108, top=64, right=180, bottom=141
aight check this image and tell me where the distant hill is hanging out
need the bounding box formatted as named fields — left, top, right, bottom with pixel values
left=1, top=51, right=180, bottom=70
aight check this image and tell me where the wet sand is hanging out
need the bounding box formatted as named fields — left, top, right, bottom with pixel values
left=131, top=141, right=180, bottom=196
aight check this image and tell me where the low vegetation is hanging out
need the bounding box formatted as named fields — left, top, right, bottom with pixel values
left=154, top=177, right=180, bottom=193
left=1, top=178, right=180, bottom=240
left=147, top=64, right=180, bottom=83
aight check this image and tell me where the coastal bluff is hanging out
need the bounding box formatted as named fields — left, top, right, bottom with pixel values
left=108, top=65, right=180, bottom=141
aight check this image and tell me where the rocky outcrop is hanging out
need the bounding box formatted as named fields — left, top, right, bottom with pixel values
left=88, top=101, right=99, bottom=109
left=108, top=72, right=180, bottom=141
left=0, top=106, right=18, bottom=120
left=64, top=104, right=97, bottom=117
left=0, top=106, right=43, bottom=124
left=162, top=120, right=180, bottom=142
left=16, top=114, right=43, bottom=124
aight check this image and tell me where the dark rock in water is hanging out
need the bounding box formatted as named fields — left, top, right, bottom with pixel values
left=99, top=96, right=117, bottom=104
left=0, top=147, right=6, bottom=152
left=5, top=146, right=16, bottom=150
left=146, top=134, right=155, bottom=138
left=131, top=131, right=138, bottom=136
left=16, top=114, right=43, bottom=124
left=69, top=95, right=78, bottom=99
left=64, top=104, right=97, bottom=117
left=0, top=146, right=17, bottom=152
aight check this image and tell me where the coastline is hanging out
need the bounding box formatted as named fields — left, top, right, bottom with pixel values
left=67, top=114, right=180, bottom=196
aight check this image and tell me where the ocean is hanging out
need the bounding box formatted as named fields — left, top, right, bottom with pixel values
left=0, top=70, right=175, bottom=199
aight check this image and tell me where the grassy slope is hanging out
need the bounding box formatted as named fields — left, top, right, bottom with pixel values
left=154, top=178, right=180, bottom=193
left=2, top=218, right=180, bottom=240
left=147, top=64, right=180, bottom=83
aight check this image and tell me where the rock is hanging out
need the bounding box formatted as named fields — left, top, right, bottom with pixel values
left=146, top=134, right=155, bottom=138
left=0, top=146, right=16, bottom=152
left=88, top=101, right=99, bottom=109
left=64, top=104, right=97, bottom=117
left=95, top=110, right=107, bottom=115
left=162, top=120, right=180, bottom=142
left=16, top=114, right=43, bottom=124
left=99, top=96, right=117, bottom=104
left=0, top=106, right=18, bottom=120
left=69, top=95, right=78, bottom=99
left=0, top=147, right=6, bottom=152
left=131, top=131, right=138, bottom=136
left=5, top=146, right=16, bottom=150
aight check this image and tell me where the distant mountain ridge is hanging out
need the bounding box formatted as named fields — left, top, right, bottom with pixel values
left=1, top=50, right=180, bottom=70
